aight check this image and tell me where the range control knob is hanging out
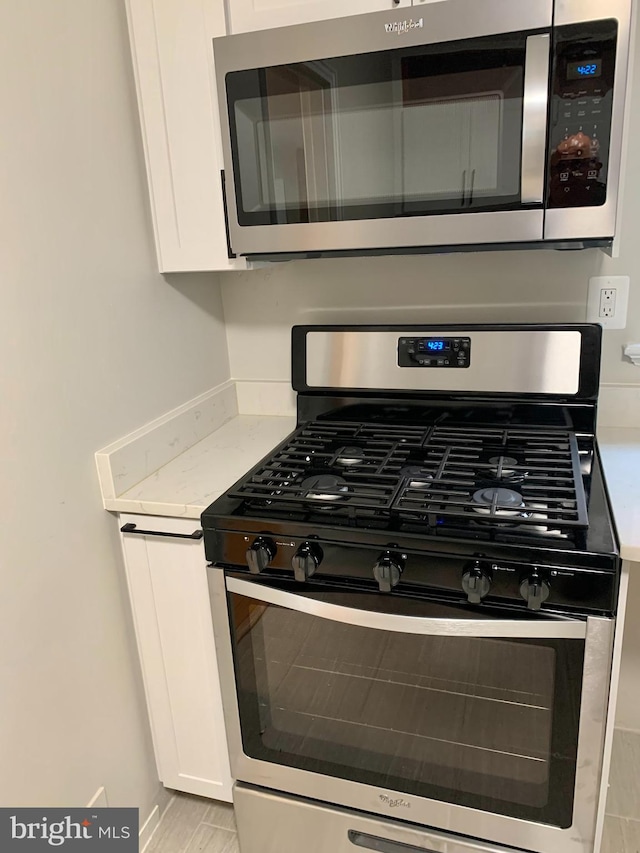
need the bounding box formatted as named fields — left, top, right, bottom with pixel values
left=292, top=542, right=323, bottom=582
left=462, top=562, right=492, bottom=604
left=520, top=572, right=550, bottom=611
left=373, top=551, right=405, bottom=593
left=246, top=537, right=276, bottom=574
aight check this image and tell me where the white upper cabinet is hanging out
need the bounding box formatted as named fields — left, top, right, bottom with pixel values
left=228, top=0, right=411, bottom=35
left=125, top=0, right=246, bottom=272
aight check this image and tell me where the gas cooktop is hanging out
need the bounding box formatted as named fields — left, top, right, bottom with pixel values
left=223, top=416, right=590, bottom=541
left=202, top=325, right=619, bottom=616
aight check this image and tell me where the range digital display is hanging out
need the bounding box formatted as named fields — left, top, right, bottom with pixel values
left=398, top=336, right=470, bottom=368
left=567, top=59, right=602, bottom=80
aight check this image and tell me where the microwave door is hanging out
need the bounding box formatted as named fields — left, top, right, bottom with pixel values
left=217, top=1, right=553, bottom=257
left=262, top=63, right=339, bottom=224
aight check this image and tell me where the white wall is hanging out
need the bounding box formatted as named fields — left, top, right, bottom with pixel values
left=220, top=233, right=640, bottom=389
left=222, top=249, right=604, bottom=379
left=0, top=0, right=229, bottom=809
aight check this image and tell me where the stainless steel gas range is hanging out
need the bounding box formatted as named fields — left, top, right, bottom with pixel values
left=202, top=324, right=619, bottom=853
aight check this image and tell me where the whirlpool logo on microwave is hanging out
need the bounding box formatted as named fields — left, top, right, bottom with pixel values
left=1, top=809, right=138, bottom=851
left=384, top=17, right=423, bottom=35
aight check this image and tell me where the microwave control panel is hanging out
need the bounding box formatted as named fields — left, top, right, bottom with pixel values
left=398, top=337, right=471, bottom=368
left=547, top=20, right=618, bottom=209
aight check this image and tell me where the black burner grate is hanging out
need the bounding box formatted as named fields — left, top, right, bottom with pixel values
left=229, top=420, right=589, bottom=536
left=391, top=426, right=588, bottom=530
left=230, top=421, right=428, bottom=511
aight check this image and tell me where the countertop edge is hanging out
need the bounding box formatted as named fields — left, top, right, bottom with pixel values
left=105, top=497, right=210, bottom=521
left=598, top=426, right=640, bottom=564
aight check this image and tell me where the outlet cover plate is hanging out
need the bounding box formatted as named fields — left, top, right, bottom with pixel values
left=587, top=275, right=630, bottom=329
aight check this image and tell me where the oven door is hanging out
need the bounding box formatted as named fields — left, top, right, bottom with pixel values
left=215, top=0, right=552, bottom=257
left=209, top=570, right=614, bottom=853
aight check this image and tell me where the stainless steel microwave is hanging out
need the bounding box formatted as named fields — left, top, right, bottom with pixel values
left=213, top=0, right=631, bottom=261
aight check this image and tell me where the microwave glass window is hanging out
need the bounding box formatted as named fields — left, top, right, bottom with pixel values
left=229, top=588, right=585, bottom=828
left=226, top=33, right=529, bottom=226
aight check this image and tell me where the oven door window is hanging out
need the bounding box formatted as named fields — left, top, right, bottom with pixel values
left=228, top=583, right=585, bottom=828
left=226, top=32, right=534, bottom=226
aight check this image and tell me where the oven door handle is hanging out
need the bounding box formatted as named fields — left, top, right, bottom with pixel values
left=521, top=33, right=550, bottom=205
left=225, top=577, right=587, bottom=639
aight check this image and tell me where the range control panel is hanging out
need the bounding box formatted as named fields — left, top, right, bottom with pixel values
left=547, top=20, right=618, bottom=209
left=398, top=336, right=471, bottom=368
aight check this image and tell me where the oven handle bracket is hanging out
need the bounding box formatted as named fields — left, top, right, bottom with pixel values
left=225, top=576, right=586, bottom=639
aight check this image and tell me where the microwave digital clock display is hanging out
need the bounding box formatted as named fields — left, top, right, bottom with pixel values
left=567, top=59, right=602, bottom=80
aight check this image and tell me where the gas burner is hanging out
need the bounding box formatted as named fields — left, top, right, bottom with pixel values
left=488, top=456, right=519, bottom=477
left=301, top=474, right=350, bottom=502
left=472, top=487, right=527, bottom=518
left=486, top=455, right=528, bottom=486
left=399, top=466, right=434, bottom=490
left=335, top=446, right=366, bottom=466
left=400, top=465, right=431, bottom=478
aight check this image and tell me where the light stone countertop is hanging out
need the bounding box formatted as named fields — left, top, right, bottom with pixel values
left=102, top=414, right=297, bottom=519
left=598, top=427, right=640, bottom=563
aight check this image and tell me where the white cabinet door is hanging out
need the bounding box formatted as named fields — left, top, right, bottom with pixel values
left=125, top=0, right=246, bottom=272
left=228, top=0, right=411, bottom=35
left=119, top=513, right=232, bottom=801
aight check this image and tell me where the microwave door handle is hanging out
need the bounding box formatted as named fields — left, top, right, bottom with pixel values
left=225, top=576, right=586, bottom=640
left=521, top=33, right=551, bottom=205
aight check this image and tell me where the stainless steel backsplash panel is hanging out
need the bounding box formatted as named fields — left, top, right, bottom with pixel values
left=305, top=330, right=582, bottom=395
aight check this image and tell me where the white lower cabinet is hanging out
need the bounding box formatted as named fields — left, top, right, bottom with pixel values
left=119, top=513, right=232, bottom=801
left=228, top=0, right=411, bottom=34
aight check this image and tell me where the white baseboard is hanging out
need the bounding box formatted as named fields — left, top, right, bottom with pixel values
left=140, top=790, right=174, bottom=853
left=86, top=786, right=109, bottom=808
left=612, top=724, right=640, bottom=736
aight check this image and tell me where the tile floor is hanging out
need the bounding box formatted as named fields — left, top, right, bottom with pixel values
left=146, top=729, right=640, bottom=853
left=603, top=729, right=640, bottom=853
left=146, top=795, right=237, bottom=853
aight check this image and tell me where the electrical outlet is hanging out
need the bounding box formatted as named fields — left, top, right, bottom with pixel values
left=599, top=288, right=616, bottom=318
left=587, top=276, right=630, bottom=330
